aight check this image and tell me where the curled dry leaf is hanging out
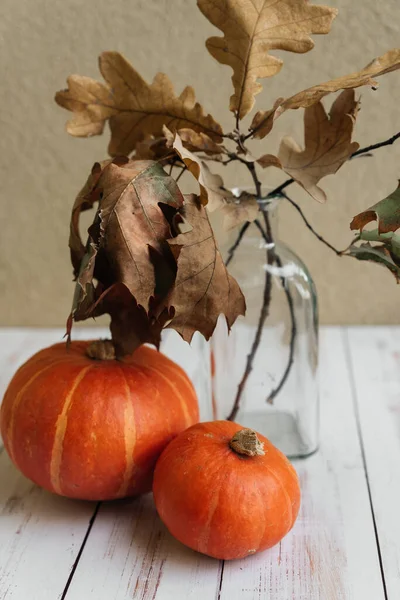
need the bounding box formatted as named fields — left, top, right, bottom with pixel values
left=166, top=127, right=223, bottom=155
left=221, top=193, right=260, bottom=230
left=167, top=194, right=246, bottom=341
left=278, top=89, right=360, bottom=203
left=55, top=51, right=223, bottom=156
left=257, top=154, right=283, bottom=170
left=197, top=0, right=337, bottom=119
left=134, top=136, right=173, bottom=161
left=173, top=132, right=233, bottom=210
left=350, top=182, right=400, bottom=234
left=251, top=48, right=400, bottom=138
left=69, top=159, right=185, bottom=354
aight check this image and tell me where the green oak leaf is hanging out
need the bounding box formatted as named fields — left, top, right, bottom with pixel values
left=350, top=182, right=400, bottom=234
left=347, top=242, right=400, bottom=282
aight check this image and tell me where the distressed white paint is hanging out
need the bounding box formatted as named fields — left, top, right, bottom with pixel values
left=0, top=450, right=97, bottom=600
left=64, top=494, right=221, bottom=599
left=346, top=327, right=400, bottom=600
left=0, top=327, right=397, bottom=599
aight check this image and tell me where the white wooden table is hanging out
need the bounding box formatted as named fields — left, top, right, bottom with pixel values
left=0, top=326, right=399, bottom=600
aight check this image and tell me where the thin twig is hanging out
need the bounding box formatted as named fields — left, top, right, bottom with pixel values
left=268, top=260, right=296, bottom=404
left=227, top=221, right=273, bottom=421
left=265, top=178, right=294, bottom=199
left=227, top=161, right=268, bottom=420
left=253, top=219, right=297, bottom=404
left=175, top=166, right=187, bottom=183
left=281, top=191, right=343, bottom=256
left=226, top=222, right=251, bottom=267
left=351, top=131, right=400, bottom=158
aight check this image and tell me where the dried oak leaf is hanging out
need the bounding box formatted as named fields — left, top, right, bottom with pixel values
left=221, top=193, right=260, bottom=230
left=197, top=0, right=337, bottom=119
left=71, top=159, right=184, bottom=324
left=251, top=48, right=400, bottom=138
left=70, top=157, right=128, bottom=276
left=165, top=126, right=223, bottom=155
left=350, top=181, right=400, bottom=234
left=278, top=89, right=360, bottom=203
left=167, top=194, right=246, bottom=342
left=173, top=132, right=233, bottom=210
left=347, top=243, right=400, bottom=283
left=134, top=135, right=173, bottom=161
left=55, top=51, right=223, bottom=156
left=256, top=154, right=283, bottom=169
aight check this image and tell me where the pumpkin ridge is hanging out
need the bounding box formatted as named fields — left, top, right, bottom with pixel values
left=116, top=365, right=137, bottom=497
left=263, top=463, right=294, bottom=530
left=50, top=364, right=93, bottom=494
left=197, top=467, right=225, bottom=554
left=6, top=357, right=77, bottom=464
left=143, top=365, right=191, bottom=427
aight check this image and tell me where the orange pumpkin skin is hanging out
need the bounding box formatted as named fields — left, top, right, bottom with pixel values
left=153, top=421, right=300, bottom=560
left=0, top=341, right=199, bottom=501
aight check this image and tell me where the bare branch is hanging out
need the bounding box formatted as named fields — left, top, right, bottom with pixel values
left=281, top=191, right=343, bottom=256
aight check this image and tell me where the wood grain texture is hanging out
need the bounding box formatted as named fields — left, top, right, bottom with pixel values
left=63, top=494, right=222, bottom=599
left=346, top=326, right=400, bottom=600
left=0, top=450, right=97, bottom=600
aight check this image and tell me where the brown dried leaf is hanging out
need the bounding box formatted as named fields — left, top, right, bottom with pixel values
left=69, top=157, right=128, bottom=277
left=197, top=0, right=337, bottom=119
left=221, top=193, right=260, bottom=230
left=55, top=51, right=223, bottom=156
left=251, top=48, right=400, bottom=138
left=278, top=89, right=360, bottom=202
left=72, top=159, right=184, bottom=321
left=257, top=154, right=283, bottom=169
left=173, top=132, right=233, bottom=210
left=167, top=194, right=246, bottom=341
left=169, top=127, right=223, bottom=155
left=134, top=136, right=172, bottom=161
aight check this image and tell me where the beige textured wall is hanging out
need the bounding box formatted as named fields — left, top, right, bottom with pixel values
left=0, top=0, right=399, bottom=326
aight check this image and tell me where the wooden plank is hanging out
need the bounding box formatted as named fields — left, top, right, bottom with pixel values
left=0, top=450, right=97, bottom=600
left=219, top=328, right=385, bottom=600
left=346, top=326, right=400, bottom=600
left=63, top=494, right=221, bottom=600
left=0, top=329, right=102, bottom=599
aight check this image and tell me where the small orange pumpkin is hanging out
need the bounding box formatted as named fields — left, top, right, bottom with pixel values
left=0, top=340, right=199, bottom=501
left=153, top=420, right=300, bottom=560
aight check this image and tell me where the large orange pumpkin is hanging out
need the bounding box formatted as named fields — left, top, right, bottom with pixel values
left=0, top=340, right=199, bottom=501
left=153, top=421, right=300, bottom=560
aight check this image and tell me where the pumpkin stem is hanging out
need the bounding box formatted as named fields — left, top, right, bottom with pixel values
left=86, top=339, right=116, bottom=361
left=229, top=429, right=265, bottom=457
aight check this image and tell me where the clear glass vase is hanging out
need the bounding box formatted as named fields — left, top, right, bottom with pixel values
left=211, top=199, right=319, bottom=458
